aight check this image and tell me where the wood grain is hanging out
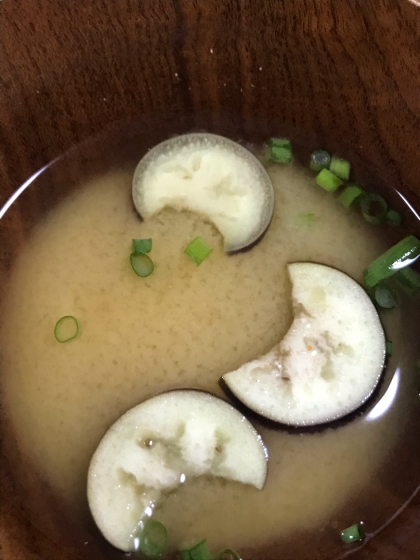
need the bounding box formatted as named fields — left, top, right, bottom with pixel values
left=0, top=0, right=420, bottom=559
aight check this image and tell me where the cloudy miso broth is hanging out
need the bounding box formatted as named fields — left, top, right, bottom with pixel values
left=1, top=128, right=419, bottom=560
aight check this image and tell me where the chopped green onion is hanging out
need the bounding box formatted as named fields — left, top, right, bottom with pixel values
left=386, top=340, right=393, bottom=357
left=270, top=147, right=292, bottom=163
left=179, top=540, right=212, bottom=560
left=394, top=266, right=420, bottom=296
left=179, top=542, right=241, bottom=560
left=130, top=251, right=154, bottom=277
left=340, top=522, right=364, bottom=544
left=309, top=149, right=331, bottom=172
left=269, top=138, right=291, bottom=149
left=140, top=520, right=168, bottom=559
left=385, top=209, right=402, bottom=227
left=271, top=146, right=293, bottom=163
left=374, top=283, right=397, bottom=309
left=184, top=237, right=213, bottom=265
left=214, top=549, right=241, bottom=560
left=269, top=138, right=292, bottom=163
left=54, top=316, right=79, bottom=343
left=329, top=156, right=351, bottom=180
left=338, top=185, right=365, bottom=209
left=133, top=238, right=152, bottom=253
left=363, top=235, right=420, bottom=289
left=190, top=541, right=212, bottom=560
left=360, top=194, right=388, bottom=225
left=315, top=168, right=344, bottom=192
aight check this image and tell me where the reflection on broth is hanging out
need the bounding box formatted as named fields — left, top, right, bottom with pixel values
left=0, top=132, right=419, bottom=560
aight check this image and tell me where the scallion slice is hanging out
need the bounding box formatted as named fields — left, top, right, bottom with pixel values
left=386, top=340, right=393, bottom=357
left=340, top=522, right=364, bottom=544
left=133, top=238, right=152, bottom=253
left=374, top=283, right=397, bottom=309
left=360, top=194, right=388, bottom=225
left=180, top=540, right=212, bottom=560
left=140, top=520, right=168, bottom=559
left=329, top=156, right=351, bottom=180
left=338, top=185, right=365, bottom=209
left=270, top=147, right=292, bottom=163
left=394, top=266, right=420, bottom=296
left=269, top=138, right=293, bottom=163
left=315, top=168, right=344, bottom=192
left=309, top=149, right=331, bottom=172
left=385, top=209, right=402, bottom=227
left=269, top=138, right=291, bottom=149
left=363, top=235, right=420, bottom=289
left=54, top=316, right=79, bottom=343
left=214, top=549, right=242, bottom=560
left=130, top=251, right=154, bottom=277
left=179, top=542, right=241, bottom=560
left=184, top=237, right=213, bottom=265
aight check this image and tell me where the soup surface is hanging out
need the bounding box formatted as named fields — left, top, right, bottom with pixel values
left=1, top=134, right=419, bottom=560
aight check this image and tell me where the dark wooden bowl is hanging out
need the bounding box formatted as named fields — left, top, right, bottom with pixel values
left=1, top=1, right=419, bottom=559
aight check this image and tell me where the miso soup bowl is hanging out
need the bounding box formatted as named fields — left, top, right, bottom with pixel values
left=0, top=1, right=419, bottom=559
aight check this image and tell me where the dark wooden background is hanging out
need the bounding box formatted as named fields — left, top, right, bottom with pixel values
left=0, top=1, right=419, bottom=559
